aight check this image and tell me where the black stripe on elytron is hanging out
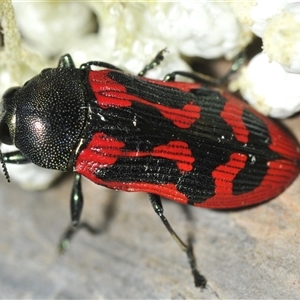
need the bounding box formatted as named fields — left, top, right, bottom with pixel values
left=232, top=109, right=281, bottom=195
left=108, top=71, right=200, bottom=108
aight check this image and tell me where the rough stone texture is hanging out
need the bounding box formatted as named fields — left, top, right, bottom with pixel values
left=0, top=116, right=300, bottom=299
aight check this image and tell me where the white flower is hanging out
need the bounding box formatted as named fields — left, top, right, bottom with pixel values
left=235, top=52, right=300, bottom=118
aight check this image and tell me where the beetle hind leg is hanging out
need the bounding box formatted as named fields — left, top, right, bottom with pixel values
left=149, top=193, right=207, bottom=288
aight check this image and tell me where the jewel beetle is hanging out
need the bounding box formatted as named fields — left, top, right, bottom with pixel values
left=0, top=51, right=299, bottom=288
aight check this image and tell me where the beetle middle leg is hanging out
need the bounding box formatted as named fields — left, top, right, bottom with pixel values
left=149, top=193, right=207, bottom=289
left=137, top=48, right=168, bottom=77
left=163, top=51, right=245, bottom=85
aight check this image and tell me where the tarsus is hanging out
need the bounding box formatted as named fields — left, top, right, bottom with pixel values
left=0, top=146, right=10, bottom=182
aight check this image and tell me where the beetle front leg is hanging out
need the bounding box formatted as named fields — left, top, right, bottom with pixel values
left=148, top=193, right=207, bottom=289
left=58, top=54, right=76, bottom=69
left=0, top=150, right=31, bottom=182
left=2, top=150, right=30, bottom=164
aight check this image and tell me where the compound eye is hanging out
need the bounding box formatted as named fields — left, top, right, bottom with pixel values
left=0, top=122, right=13, bottom=145
left=2, top=87, right=19, bottom=102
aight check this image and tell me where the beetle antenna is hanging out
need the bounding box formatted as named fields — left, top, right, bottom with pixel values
left=0, top=147, right=10, bottom=182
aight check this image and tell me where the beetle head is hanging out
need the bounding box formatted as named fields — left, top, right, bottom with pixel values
left=0, top=67, right=87, bottom=172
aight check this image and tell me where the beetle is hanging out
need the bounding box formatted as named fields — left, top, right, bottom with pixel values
left=0, top=50, right=299, bottom=288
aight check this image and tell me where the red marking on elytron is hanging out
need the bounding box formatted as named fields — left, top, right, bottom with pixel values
left=212, top=152, right=248, bottom=196
left=220, top=101, right=248, bottom=143
left=196, top=156, right=300, bottom=209
left=75, top=132, right=192, bottom=202
left=221, top=90, right=300, bottom=161
left=75, top=132, right=194, bottom=174
left=89, top=70, right=201, bottom=129
left=153, top=141, right=195, bottom=172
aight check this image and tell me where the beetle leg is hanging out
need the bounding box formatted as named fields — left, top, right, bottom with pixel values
left=215, top=51, right=245, bottom=85
left=1, top=150, right=30, bottom=164
left=58, top=54, right=76, bottom=69
left=70, top=173, right=84, bottom=226
left=148, top=193, right=207, bottom=288
left=137, top=48, right=168, bottom=77
left=0, top=150, right=30, bottom=182
left=59, top=221, right=99, bottom=253
left=59, top=193, right=118, bottom=253
left=164, top=51, right=246, bottom=86
left=82, top=49, right=167, bottom=73
left=80, top=61, right=123, bottom=71
left=164, top=71, right=217, bottom=85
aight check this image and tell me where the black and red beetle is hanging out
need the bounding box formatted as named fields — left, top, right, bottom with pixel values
left=0, top=51, right=299, bottom=288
